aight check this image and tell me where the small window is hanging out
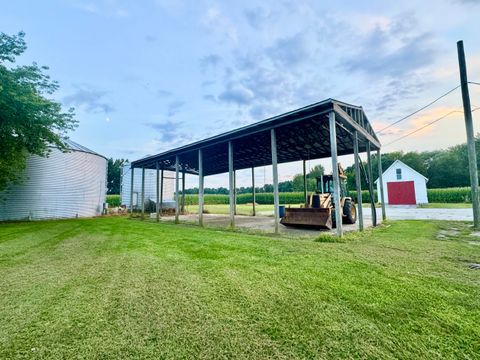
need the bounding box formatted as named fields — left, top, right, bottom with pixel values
left=396, top=168, right=402, bottom=180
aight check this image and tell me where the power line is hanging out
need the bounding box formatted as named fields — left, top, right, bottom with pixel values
left=377, top=85, right=461, bottom=134
left=469, top=81, right=480, bottom=86
left=384, top=106, right=480, bottom=147
left=384, top=110, right=461, bottom=146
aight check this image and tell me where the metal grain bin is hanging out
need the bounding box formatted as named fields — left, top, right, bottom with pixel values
left=0, top=139, right=107, bottom=221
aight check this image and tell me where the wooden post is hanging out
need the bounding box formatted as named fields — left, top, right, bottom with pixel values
left=251, top=167, right=256, bottom=216
left=377, top=149, right=386, bottom=221
left=354, top=132, right=364, bottom=231
left=271, top=129, right=280, bottom=234
left=198, top=149, right=204, bottom=226
left=367, top=142, right=377, bottom=227
left=129, top=166, right=134, bottom=217
left=156, top=162, right=160, bottom=222
left=303, top=159, right=307, bottom=204
left=329, top=111, right=343, bottom=236
left=141, top=166, right=145, bottom=220
left=181, top=170, right=186, bottom=214
left=228, top=141, right=235, bottom=228
left=457, top=40, right=480, bottom=229
left=175, top=156, right=180, bottom=224
left=159, top=169, right=164, bottom=216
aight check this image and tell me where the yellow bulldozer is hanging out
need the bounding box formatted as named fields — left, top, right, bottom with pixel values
left=280, top=164, right=357, bottom=230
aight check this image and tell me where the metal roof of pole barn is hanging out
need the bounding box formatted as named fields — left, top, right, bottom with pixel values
left=132, top=99, right=381, bottom=176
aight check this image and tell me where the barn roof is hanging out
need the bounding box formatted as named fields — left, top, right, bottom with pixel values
left=132, top=98, right=381, bottom=176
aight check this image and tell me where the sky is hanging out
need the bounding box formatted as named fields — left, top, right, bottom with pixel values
left=2, top=0, right=480, bottom=189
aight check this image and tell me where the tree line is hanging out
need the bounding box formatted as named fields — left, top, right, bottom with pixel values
left=344, top=136, right=480, bottom=190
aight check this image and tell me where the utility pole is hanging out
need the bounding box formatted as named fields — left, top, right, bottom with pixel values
left=457, top=40, right=480, bottom=229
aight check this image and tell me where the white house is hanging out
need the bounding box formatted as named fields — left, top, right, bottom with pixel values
left=375, top=160, right=428, bottom=205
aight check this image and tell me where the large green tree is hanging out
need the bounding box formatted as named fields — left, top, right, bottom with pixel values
left=107, top=158, right=128, bottom=194
left=0, top=31, right=76, bottom=190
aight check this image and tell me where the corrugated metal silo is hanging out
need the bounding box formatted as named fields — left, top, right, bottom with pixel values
left=121, top=165, right=175, bottom=208
left=0, top=139, right=107, bottom=221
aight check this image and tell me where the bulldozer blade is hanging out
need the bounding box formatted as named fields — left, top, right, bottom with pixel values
left=280, top=208, right=332, bottom=230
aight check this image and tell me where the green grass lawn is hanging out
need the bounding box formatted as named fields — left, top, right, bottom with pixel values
left=0, top=218, right=479, bottom=359
left=418, top=202, right=472, bottom=209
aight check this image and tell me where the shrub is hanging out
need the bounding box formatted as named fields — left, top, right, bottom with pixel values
left=106, top=194, right=121, bottom=207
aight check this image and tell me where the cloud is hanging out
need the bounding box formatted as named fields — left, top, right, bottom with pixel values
left=157, top=89, right=172, bottom=98
left=268, top=33, right=311, bottom=68
left=72, top=0, right=129, bottom=17
left=145, top=34, right=158, bottom=43
left=343, top=15, right=438, bottom=77
left=202, top=7, right=238, bottom=42
left=145, top=120, right=183, bottom=142
left=244, top=7, right=272, bottom=30
left=374, top=77, right=426, bottom=113
left=199, top=54, right=222, bottom=73
left=218, top=83, right=254, bottom=105
left=167, top=100, right=185, bottom=117
left=63, top=85, right=114, bottom=113
left=203, top=94, right=216, bottom=101
left=455, top=0, right=480, bottom=4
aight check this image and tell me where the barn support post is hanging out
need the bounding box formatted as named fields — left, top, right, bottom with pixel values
left=156, top=162, right=160, bottom=222
left=353, top=132, right=364, bottom=231
left=303, top=159, right=307, bottom=204
left=271, top=129, right=280, bottom=234
left=175, top=156, right=180, bottom=224
left=198, top=149, right=204, bottom=227
left=366, top=142, right=377, bottom=227
left=159, top=169, right=164, bottom=216
left=457, top=40, right=480, bottom=229
left=181, top=170, right=186, bottom=214
left=129, top=166, right=134, bottom=217
left=377, top=149, right=386, bottom=221
left=141, top=166, right=145, bottom=220
left=251, top=167, right=256, bottom=216
left=233, top=170, right=237, bottom=215
left=228, top=141, right=235, bottom=228
left=329, top=111, right=343, bottom=237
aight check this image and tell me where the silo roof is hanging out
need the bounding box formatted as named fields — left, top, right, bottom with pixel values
left=54, top=139, right=107, bottom=159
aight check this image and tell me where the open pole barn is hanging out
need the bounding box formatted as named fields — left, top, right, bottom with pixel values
left=0, top=139, right=107, bottom=221
left=131, top=99, right=385, bottom=236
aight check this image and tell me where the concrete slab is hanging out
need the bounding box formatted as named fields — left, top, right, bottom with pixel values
left=370, top=206, right=473, bottom=221
left=149, top=205, right=473, bottom=237
left=154, top=212, right=378, bottom=238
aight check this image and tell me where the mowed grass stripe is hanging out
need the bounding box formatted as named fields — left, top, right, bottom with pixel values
left=0, top=217, right=479, bottom=359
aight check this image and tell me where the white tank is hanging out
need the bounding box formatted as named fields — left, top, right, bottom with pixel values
left=121, top=165, right=175, bottom=208
left=0, top=139, right=107, bottom=221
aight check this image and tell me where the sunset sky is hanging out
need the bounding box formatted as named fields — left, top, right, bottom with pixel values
left=2, top=0, right=480, bottom=188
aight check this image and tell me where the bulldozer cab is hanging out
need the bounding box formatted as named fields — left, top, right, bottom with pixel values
left=316, top=175, right=348, bottom=197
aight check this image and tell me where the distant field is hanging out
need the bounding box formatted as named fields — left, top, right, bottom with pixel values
left=185, top=203, right=302, bottom=215
left=0, top=217, right=479, bottom=359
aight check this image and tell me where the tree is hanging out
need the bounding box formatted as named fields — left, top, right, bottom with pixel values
left=0, top=31, right=76, bottom=190
left=107, top=158, right=128, bottom=194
